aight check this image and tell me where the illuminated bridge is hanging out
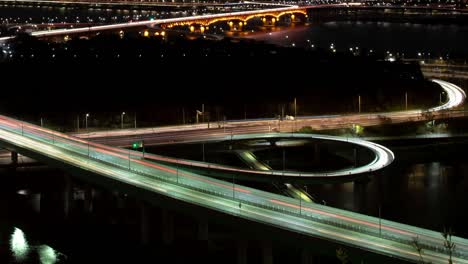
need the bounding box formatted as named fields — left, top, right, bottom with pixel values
left=0, top=5, right=307, bottom=42
left=0, top=81, right=467, bottom=264
left=1, top=2, right=467, bottom=42
left=158, top=7, right=307, bottom=32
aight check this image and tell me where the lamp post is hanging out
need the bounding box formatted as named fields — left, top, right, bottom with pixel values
left=121, top=112, right=125, bottom=129
left=358, top=95, right=361, bottom=113
left=85, top=113, right=89, bottom=130
left=202, top=104, right=205, bottom=123
left=196, top=110, right=202, bottom=124
left=182, top=108, right=185, bottom=125
left=405, top=92, right=408, bottom=111
left=294, top=97, right=297, bottom=117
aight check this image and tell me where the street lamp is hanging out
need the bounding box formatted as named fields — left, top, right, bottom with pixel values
left=85, top=113, right=89, bottom=130
left=121, top=112, right=125, bottom=129
left=294, top=97, right=297, bottom=117
left=196, top=110, right=202, bottom=124
left=358, top=95, right=361, bottom=113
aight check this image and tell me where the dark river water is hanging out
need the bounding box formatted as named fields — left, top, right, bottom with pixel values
left=244, top=21, right=468, bottom=59
left=2, top=141, right=468, bottom=263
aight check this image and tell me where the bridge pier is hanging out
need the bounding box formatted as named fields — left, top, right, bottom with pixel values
left=161, top=209, right=174, bottom=245
left=63, top=174, right=72, bottom=219
left=113, top=190, right=125, bottom=209
left=31, top=192, right=41, bottom=214
left=140, top=203, right=150, bottom=245
left=301, top=248, right=315, bottom=264
left=83, top=186, right=95, bottom=214
left=261, top=17, right=276, bottom=26
left=198, top=219, right=209, bottom=241
left=11, top=151, right=18, bottom=165
left=261, top=240, right=273, bottom=264
left=237, top=240, right=248, bottom=264
left=228, top=21, right=245, bottom=31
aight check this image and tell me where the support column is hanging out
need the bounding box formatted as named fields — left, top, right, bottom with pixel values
left=113, top=190, right=125, bottom=209
left=63, top=174, right=72, bottom=219
left=198, top=219, right=209, bottom=241
left=83, top=186, right=95, bottom=214
left=301, top=248, right=314, bottom=264
left=237, top=240, right=247, bottom=264
left=140, top=203, right=150, bottom=245
left=262, top=240, right=273, bottom=264
left=11, top=151, right=18, bottom=165
left=161, top=209, right=174, bottom=245
left=31, top=193, right=41, bottom=214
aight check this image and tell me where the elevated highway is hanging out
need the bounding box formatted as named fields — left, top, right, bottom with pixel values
left=74, top=79, right=465, bottom=182
left=0, top=114, right=467, bottom=263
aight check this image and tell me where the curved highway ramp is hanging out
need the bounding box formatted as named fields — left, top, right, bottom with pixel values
left=0, top=115, right=467, bottom=263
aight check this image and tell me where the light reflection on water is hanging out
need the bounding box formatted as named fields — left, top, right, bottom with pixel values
left=306, top=156, right=468, bottom=237
left=10, top=227, right=29, bottom=262
left=8, top=227, right=63, bottom=264
left=242, top=21, right=468, bottom=57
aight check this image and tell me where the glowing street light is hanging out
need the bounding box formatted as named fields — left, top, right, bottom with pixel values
left=85, top=113, right=89, bottom=130
left=121, top=112, right=125, bottom=129
left=196, top=110, right=202, bottom=123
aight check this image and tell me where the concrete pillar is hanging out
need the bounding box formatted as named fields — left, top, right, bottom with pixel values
left=198, top=219, right=209, bottom=241
left=113, top=190, right=125, bottom=209
left=31, top=193, right=41, bottom=214
left=63, top=174, right=72, bottom=218
left=140, top=203, right=150, bottom=245
left=161, top=209, right=174, bottom=245
left=301, top=248, right=314, bottom=264
left=11, top=151, right=18, bottom=165
left=237, top=240, right=247, bottom=264
left=83, top=186, right=94, bottom=214
left=262, top=240, right=273, bottom=264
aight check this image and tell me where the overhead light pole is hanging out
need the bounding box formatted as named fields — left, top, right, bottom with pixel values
left=121, top=112, right=126, bottom=129
left=358, top=95, right=361, bottom=113
left=294, top=97, right=297, bottom=117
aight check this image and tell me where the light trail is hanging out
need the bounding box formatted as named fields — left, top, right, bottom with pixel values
left=76, top=79, right=465, bottom=181
left=0, top=114, right=467, bottom=263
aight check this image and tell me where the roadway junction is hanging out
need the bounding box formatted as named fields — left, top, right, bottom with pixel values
left=0, top=79, right=466, bottom=263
